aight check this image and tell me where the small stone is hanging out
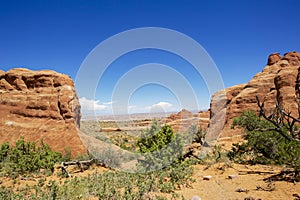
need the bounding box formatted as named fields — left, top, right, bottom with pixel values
left=190, top=195, right=201, bottom=200
left=236, top=188, right=249, bottom=193
left=228, top=174, right=238, bottom=179
left=203, top=175, right=212, bottom=180
left=5, top=121, right=14, bottom=126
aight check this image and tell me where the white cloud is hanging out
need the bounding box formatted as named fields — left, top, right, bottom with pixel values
left=79, top=97, right=107, bottom=111
left=146, top=101, right=173, bottom=111
left=103, top=101, right=115, bottom=105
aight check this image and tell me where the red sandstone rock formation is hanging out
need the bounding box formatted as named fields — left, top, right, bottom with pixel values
left=208, top=52, right=300, bottom=141
left=267, top=53, right=281, bottom=65
left=0, top=68, right=86, bottom=156
left=167, top=109, right=194, bottom=121
left=166, top=109, right=210, bottom=132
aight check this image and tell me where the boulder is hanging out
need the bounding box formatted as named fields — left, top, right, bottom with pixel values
left=267, top=53, right=281, bottom=65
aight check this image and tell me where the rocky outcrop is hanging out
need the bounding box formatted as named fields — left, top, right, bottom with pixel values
left=198, top=110, right=210, bottom=128
left=166, top=109, right=210, bottom=133
left=0, top=68, right=86, bottom=156
left=207, top=84, right=246, bottom=142
left=267, top=53, right=281, bottom=65
left=167, top=109, right=194, bottom=121
left=208, top=51, right=300, bottom=140
left=282, top=51, right=300, bottom=66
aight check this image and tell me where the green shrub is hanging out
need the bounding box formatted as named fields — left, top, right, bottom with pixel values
left=0, top=142, right=10, bottom=162
left=0, top=137, right=62, bottom=177
left=137, top=120, right=167, bottom=153
left=229, top=111, right=300, bottom=179
left=137, top=121, right=184, bottom=172
left=0, top=162, right=192, bottom=199
left=0, top=135, right=194, bottom=199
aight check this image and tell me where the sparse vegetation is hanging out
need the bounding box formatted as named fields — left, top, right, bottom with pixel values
left=0, top=164, right=193, bottom=199
left=2, top=109, right=298, bottom=199
left=137, top=120, right=184, bottom=172
left=81, top=120, right=139, bottom=150
left=0, top=137, right=62, bottom=178
left=0, top=122, right=196, bottom=199
left=229, top=111, right=300, bottom=181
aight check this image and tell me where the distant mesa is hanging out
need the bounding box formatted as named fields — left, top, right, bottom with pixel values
left=0, top=68, right=86, bottom=156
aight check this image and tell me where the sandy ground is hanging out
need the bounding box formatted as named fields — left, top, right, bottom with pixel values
left=178, top=163, right=300, bottom=200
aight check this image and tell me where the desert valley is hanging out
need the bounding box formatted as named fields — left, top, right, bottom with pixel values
left=0, top=52, right=299, bottom=199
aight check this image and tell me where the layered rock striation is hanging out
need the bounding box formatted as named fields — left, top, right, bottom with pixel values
left=166, top=109, right=210, bottom=133
left=208, top=51, right=300, bottom=140
left=0, top=68, right=86, bottom=156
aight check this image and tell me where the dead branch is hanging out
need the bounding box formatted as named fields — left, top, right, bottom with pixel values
left=256, top=182, right=275, bottom=191
left=256, top=96, right=300, bottom=142
left=60, top=158, right=110, bottom=177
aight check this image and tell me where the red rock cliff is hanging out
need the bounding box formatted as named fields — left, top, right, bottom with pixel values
left=208, top=51, right=300, bottom=140
left=0, top=68, right=86, bottom=156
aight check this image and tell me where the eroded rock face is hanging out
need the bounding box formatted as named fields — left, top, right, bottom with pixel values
left=166, top=109, right=210, bottom=133
left=207, top=84, right=246, bottom=142
left=267, top=53, right=281, bottom=65
left=282, top=51, right=300, bottom=66
left=0, top=68, right=86, bottom=156
left=209, top=52, right=300, bottom=140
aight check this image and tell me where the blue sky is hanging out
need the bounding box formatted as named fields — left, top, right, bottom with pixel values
left=1, top=0, right=300, bottom=115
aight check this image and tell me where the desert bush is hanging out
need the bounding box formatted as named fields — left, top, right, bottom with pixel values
left=0, top=137, right=62, bottom=177
left=0, top=141, right=194, bottom=199
left=137, top=120, right=184, bottom=172
left=0, top=142, right=10, bottom=162
left=0, top=160, right=193, bottom=199
left=137, top=120, right=166, bottom=153
left=186, top=124, right=207, bottom=145
left=228, top=111, right=300, bottom=179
